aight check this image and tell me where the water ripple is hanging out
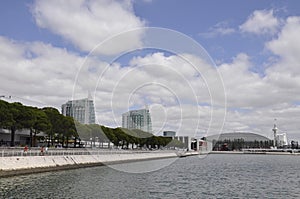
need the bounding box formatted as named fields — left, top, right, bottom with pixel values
left=1, top=154, right=300, bottom=198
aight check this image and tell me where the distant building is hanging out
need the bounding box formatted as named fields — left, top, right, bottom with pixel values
left=61, top=96, right=95, bottom=124
left=277, top=133, right=288, bottom=147
left=174, top=136, right=192, bottom=150
left=0, top=129, right=46, bottom=146
left=122, top=108, right=152, bottom=133
left=205, top=132, right=272, bottom=151
left=163, top=131, right=176, bottom=137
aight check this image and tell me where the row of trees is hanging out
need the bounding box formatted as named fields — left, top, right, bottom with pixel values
left=0, top=100, right=184, bottom=149
left=76, top=124, right=185, bottom=149
left=0, top=100, right=77, bottom=147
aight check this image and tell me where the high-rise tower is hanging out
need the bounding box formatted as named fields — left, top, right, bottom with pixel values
left=122, top=108, right=152, bottom=133
left=61, top=94, right=96, bottom=124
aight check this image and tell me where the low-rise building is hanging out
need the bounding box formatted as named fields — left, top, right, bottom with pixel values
left=0, top=128, right=46, bottom=146
left=163, top=131, right=176, bottom=137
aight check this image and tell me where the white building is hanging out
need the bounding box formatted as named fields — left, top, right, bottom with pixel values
left=122, top=108, right=152, bottom=133
left=61, top=96, right=95, bottom=124
left=276, top=133, right=288, bottom=147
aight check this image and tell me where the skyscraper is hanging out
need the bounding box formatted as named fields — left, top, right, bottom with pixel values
left=122, top=108, right=152, bottom=133
left=61, top=95, right=96, bottom=124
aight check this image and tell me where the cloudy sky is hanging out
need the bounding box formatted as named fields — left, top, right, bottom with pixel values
left=1, top=0, right=300, bottom=140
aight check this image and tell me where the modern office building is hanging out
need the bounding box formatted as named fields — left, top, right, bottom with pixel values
left=122, top=108, right=152, bottom=133
left=61, top=96, right=96, bottom=124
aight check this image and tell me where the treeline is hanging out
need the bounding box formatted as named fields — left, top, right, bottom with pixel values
left=0, top=100, right=183, bottom=149
left=77, top=124, right=185, bottom=149
left=0, top=99, right=77, bottom=147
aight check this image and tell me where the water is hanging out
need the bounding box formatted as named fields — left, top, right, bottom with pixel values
left=1, top=154, right=300, bottom=198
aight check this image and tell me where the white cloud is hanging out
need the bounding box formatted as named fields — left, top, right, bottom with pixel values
left=0, top=36, right=87, bottom=107
left=200, top=21, right=235, bottom=38
left=266, top=17, right=300, bottom=68
left=264, top=16, right=300, bottom=104
left=2, top=33, right=300, bottom=140
left=2, top=3, right=300, bottom=141
left=31, top=0, right=145, bottom=55
left=240, top=9, right=280, bottom=35
left=88, top=52, right=216, bottom=136
left=219, top=53, right=272, bottom=108
left=216, top=15, right=300, bottom=139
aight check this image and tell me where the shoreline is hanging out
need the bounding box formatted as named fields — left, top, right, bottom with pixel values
left=0, top=152, right=179, bottom=178
left=1, top=150, right=299, bottom=178
left=0, top=156, right=179, bottom=178
left=209, top=151, right=300, bottom=155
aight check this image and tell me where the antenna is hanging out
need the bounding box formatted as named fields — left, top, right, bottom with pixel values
left=272, top=118, right=278, bottom=148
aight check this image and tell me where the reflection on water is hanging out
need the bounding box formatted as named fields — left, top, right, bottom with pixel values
left=1, top=154, right=300, bottom=198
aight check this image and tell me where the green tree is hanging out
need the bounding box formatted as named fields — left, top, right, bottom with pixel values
left=0, top=100, right=13, bottom=129
left=9, top=103, right=35, bottom=147
left=101, top=126, right=117, bottom=148
left=29, top=107, right=52, bottom=147
left=43, top=107, right=64, bottom=146
left=60, top=116, right=77, bottom=148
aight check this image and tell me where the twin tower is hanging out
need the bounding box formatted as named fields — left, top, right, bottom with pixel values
left=62, top=95, right=152, bottom=133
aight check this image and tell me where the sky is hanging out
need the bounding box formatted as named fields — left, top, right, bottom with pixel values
left=1, top=0, right=300, bottom=141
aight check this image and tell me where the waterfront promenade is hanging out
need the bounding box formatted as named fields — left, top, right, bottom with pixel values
left=0, top=148, right=178, bottom=177
left=1, top=147, right=299, bottom=177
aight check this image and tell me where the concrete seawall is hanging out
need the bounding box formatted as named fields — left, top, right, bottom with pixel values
left=0, top=152, right=178, bottom=177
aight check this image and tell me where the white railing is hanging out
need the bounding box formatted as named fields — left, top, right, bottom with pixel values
left=0, top=148, right=176, bottom=157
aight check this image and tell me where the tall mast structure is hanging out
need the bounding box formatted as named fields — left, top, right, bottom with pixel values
left=272, top=119, right=278, bottom=148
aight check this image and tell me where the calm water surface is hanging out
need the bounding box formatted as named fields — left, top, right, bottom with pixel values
left=1, top=154, right=300, bottom=198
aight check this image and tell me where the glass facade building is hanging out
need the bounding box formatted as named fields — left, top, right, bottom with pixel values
left=61, top=97, right=95, bottom=124
left=163, top=131, right=176, bottom=137
left=122, top=109, right=152, bottom=133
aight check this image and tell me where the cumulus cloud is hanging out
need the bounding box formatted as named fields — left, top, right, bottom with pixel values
left=219, top=53, right=273, bottom=108
left=240, top=9, right=280, bottom=35
left=82, top=52, right=221, bottom=136
left=266, top=16, right=300, bottom=68
left=31, top=0, right=145, bottom=55
left=216, top=16, right=300, bottom=139
left=2, top=32, right=300, bottom=139
left=200, top=21, right=235, bottom=38
left=0, top=36, right=90, bottom=107
left=2, top=2, right=300, bottom=141
left=264, top=16, right=300, bottom=103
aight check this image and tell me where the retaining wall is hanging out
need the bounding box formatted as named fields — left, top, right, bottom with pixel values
left=0, top=152, right=178, bottom=177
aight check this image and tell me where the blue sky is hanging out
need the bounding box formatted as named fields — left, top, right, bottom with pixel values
left=0, top=0, right=297, bottom=63
left=1, top=0, right=300, bottom=140
left=1, top=0, right=299, bottom=67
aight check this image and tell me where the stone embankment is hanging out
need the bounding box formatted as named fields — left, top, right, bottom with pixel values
left=0, top=151, right=178, bottom=177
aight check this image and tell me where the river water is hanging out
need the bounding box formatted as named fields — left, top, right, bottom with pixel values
left=1, top=154, right=300, bottom=198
